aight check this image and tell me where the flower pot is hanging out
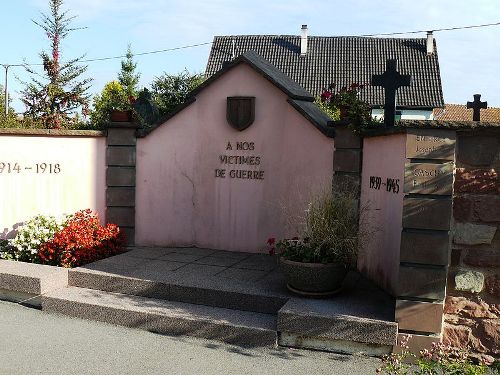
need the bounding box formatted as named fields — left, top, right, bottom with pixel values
left=110, top=110, right=132, bottom=122
left=280, top=257, right=348, bottom=296
left=339, top=106, right=350, bottom=120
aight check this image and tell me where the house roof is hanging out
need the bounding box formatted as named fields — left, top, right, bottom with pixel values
left=193, top=50, right=314, bottom=102
left=140, top=51, right=334, bottom=138
left=433, top=104, right=500, bottom=122
left=206, top=35, right=445, bottom=109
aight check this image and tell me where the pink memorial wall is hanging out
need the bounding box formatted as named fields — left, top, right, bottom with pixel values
left=359, top=133, right=407, bottom=294
left=0, top=132, right=107, bottom=237
left=135, top=63, right=335, bottom=252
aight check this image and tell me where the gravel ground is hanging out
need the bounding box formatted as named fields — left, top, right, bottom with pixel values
left=0, top=300, right=381, bottom=375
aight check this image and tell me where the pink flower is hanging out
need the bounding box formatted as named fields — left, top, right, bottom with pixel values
left=267, top=237, right=276, bottom=246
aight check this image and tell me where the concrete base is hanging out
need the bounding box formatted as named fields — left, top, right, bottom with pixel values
left=0, top=288, right=41, bottom=308
left=280, top=333, right=392, bottom=357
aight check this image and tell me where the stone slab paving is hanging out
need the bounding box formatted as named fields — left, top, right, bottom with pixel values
left=66, top=247, right=397, bottom=350
left=0, top=247, right=397, bottom=353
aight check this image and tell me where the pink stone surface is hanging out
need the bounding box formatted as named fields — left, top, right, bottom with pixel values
left=358, top=134, right=406, bottom=294
left=0, top=135, right=106, bottom=237
left=135, top=63, right=334, bottom=252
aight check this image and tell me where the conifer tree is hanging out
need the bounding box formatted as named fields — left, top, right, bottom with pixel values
left=118, top=44, right=140, bottom=98
left=20, top=0, right=92, bottom=128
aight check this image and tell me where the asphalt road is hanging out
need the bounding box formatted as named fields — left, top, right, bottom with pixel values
left=0, top=300, right=381, bottom=375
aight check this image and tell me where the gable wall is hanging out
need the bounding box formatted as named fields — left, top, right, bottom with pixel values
left=135, top=63, right=335, bottom=252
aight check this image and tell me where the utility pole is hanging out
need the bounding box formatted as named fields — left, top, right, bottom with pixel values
left=2, top=65, right=9, bottom=117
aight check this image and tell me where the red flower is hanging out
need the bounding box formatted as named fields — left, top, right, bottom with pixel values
left=292, top=236, right=299, bottom=240
left=267, top=237, right=276, bottom=246
left=38, top=209, right=125, bottom=268
left=320, top=90, right=332, bottom=101
left=268, top=247, right=276, bottom=256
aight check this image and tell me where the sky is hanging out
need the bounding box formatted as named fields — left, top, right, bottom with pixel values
left=1, top=0, right=499, bottom=113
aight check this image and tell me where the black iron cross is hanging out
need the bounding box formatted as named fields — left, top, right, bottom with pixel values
left=467, top=94, right=487, bottom=121
left=371, top=59, right=411, bottom=127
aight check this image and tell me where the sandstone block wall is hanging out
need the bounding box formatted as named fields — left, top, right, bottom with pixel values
left=444, top=130, right=499, bottom=361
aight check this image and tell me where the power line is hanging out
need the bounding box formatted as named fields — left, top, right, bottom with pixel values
left=3, top=41, right=214, bottom=67
left=80, top=41, right=214, bottom=63
left=1, top=21, right=500, bottom=68
left=3, top=21, right=500, bottom=68
left=355, top=21, right=500, bottom=37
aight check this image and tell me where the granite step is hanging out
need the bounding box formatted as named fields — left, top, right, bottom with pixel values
left=42, top=286, right=278, bottom=347
left=277, top=298, right=398, bottom=356
left=0, top=259, right=68, bottom=307
left=68, top=266, right=288, bottom=314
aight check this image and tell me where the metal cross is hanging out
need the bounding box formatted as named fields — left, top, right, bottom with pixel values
left=466, top=94, right=487, bottom=121
left=371, top=59, right=411, bottom=127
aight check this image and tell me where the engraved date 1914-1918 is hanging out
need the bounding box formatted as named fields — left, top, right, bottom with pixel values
left=0, top=162, right=61, bottom=174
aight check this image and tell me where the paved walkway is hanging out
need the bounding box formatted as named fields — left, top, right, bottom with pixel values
left=0, top=300, right=381, bottom=375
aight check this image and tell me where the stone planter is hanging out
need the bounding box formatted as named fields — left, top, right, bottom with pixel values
left=280, top=258, right=348, bottom=296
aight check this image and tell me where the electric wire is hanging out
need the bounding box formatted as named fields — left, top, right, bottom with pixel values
left=354, top=21, right=500, bottom=37
left=1, top=21, right=499, bottom=68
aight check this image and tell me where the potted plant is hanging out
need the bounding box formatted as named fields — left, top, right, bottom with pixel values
left=267, top=188, right=366, bottom=296
left=317, top=83, right=372, bottom=133
left=110, top=94, right=136, bottom=122
left=90, top=81, right=135, bottom=127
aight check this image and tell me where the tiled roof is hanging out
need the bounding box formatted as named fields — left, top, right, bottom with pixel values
left=206, top=35, right=445, bottom=109
left=194, top=50, right=313, bottom=101
left=433, top=104, right=500, bottom=122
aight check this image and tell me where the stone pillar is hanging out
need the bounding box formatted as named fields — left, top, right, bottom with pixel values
left=106, top=121, right=137, bottom=245
left=395, top=129, right=456, bottom=352
left=332, top=126, right=362, bottom=198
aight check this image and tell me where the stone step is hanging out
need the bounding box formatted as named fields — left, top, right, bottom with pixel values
left=277, top=298, right=398, bottom=356
left=0, top=260, right=68, bottom=307
left=68, top=268, right=288, bottom=314
left=42, top=286, right=278, bottom=348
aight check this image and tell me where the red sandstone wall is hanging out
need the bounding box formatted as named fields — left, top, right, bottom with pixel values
left=444, top=131, right=499, bottom=361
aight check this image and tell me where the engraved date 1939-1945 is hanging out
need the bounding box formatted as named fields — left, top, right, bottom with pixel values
left=0, top=162, right=61, bottom=174
left=369, top=176, right=400, bottom=194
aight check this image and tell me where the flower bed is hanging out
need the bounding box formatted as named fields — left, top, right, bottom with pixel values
left=0, top=209, right=125, bottom=268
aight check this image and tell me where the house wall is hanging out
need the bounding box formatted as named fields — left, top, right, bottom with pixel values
left=371, top=108, right=434, bottom=121
left=135, top=63, right=335, bottom=252
left=444, top=129, right=499, bottom=361
left=0, top=130, right=107, bottom=237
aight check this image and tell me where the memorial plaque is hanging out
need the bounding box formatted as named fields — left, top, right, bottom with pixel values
left=400, top=231, right=450, bottom=266
left=402, top=197, right=452, bottom=230
left=406, top=129, right=455, bottom=160
left=404, top=162, right=454, bottom=195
